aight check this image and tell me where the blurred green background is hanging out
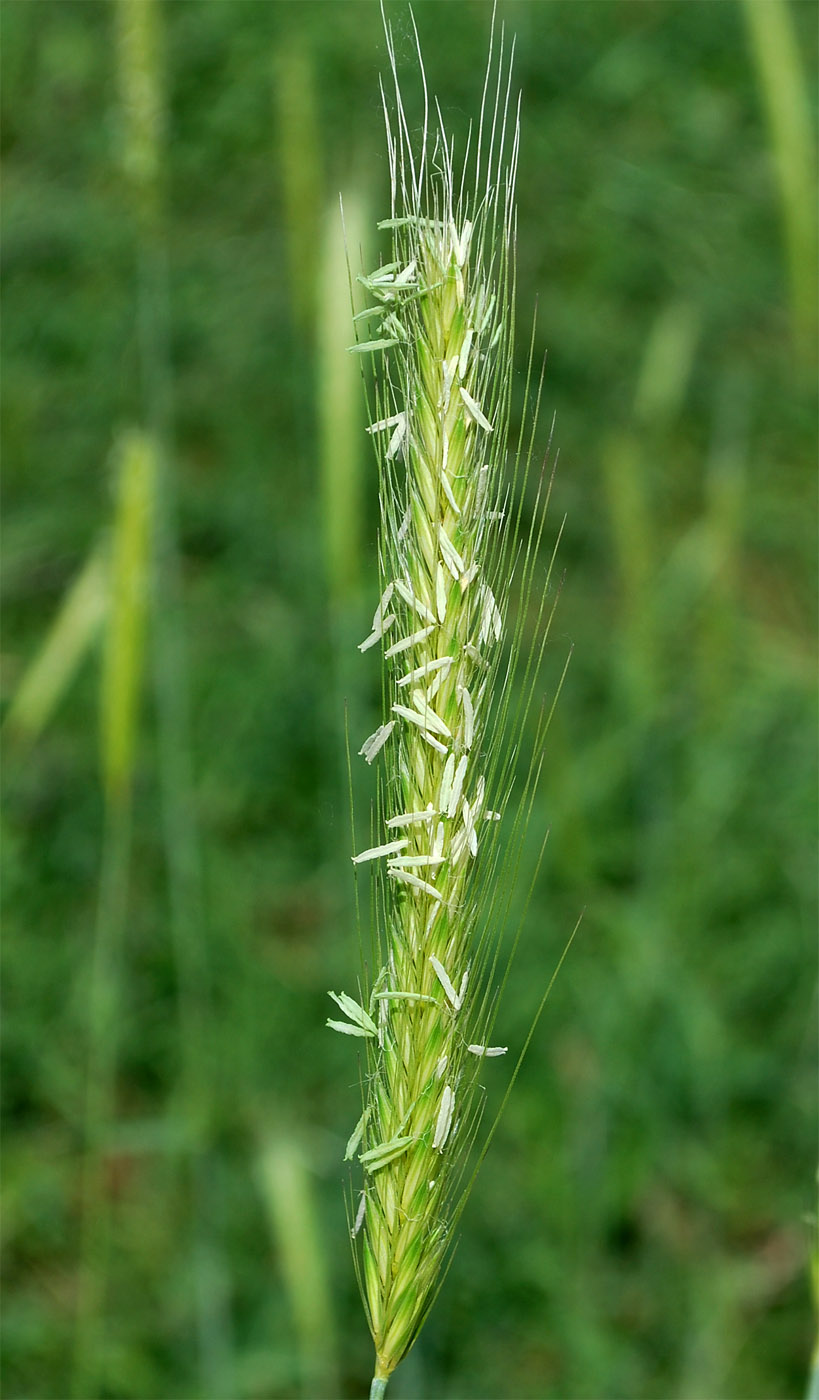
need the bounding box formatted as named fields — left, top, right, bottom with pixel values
left=2, top=1, right=816, bottom=1397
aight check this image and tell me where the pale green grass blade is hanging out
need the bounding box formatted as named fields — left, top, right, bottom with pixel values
left=115, top=0, right=162, bottom=223
left=111, top=4, right=231, bottom=1394
left=274, top=38, right=322, bottom=332
left=74, top=426, right=156, bottom=1397
left=634, top=300, right=700, bottom=429
left=4, top=544, right=108, bottom=746
left=741, top=0, right=818, bottom=359
left=71, top=11, right=162, bottom=1343
left=319, top=186, right=373, bottom=926
left=257, top=1138, right=340, bottom=1400
left=319, top=189, right=367, bottom=614
left=100, top=429, right=156, bottom=804
left=601, top=431, right=657, bottom=707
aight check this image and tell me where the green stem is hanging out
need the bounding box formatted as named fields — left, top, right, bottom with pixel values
left=72, top=794, right=132, bottom=1397
left=369, top=1376, right=389, bottom=1400
left=126, top=2, right=231, bottom=1388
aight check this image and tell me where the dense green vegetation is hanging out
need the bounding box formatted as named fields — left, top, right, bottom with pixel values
left=2, top=2, right=816, bottom=1397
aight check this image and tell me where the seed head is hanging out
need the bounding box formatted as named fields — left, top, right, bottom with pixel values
left=331, top=7, right=564, bottom=1390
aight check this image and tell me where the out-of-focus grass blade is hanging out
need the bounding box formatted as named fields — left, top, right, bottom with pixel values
left=634, top=301, right=700, bottom=429
left=100, top=429, right=156, bottom=805
left=601, top=432, right=657, bottom=705
left=73, top=426, right=156, bottom=1398
left=256, top=1137, right=339, bottom=1400
left=646, top=375, right=748, bottom=721
left=741, top=0, right=818, bottom=359
left=115, top=0, right=162, bottom=222
left=605, top=299, right=702, bottom=706
left=319, top=189, right=367, bottom=615
left=318, top=188, right=372, bottom=845
left=274, top=38, right=321, bottom=332
left=4, top=545, right=108, bottom=746
left=116, top=5, right=232, bottom=1397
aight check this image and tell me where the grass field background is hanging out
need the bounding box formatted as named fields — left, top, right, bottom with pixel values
left=2, top=2, right=816, bottom=1397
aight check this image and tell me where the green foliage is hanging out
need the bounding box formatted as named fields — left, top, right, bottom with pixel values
left=1, top=2, right=815, bottom=1397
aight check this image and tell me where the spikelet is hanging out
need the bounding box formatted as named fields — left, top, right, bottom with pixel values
left=330, top=10, right=566, bottom=1395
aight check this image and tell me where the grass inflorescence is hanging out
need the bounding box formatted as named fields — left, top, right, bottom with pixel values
left=330, top=9, right=567, bottom=1394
